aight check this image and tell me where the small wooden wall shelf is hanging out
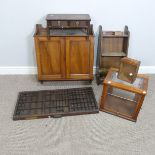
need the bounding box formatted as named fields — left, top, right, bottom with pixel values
left=96, top=25, right=130, bottom=85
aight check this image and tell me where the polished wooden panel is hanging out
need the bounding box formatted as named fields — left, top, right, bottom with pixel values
left=34, top=22, right=94, bottom=82
left=68, top=39, right=89, bottom=74
left=100, top=57, right=122, bottom=69
left=101, top=37, right=124, bottom=54
left=66, top=37, right=94, bottom=79
left=104, top=93, right=137, bottom=117
left=70, top=21, right=88, bottom=27
left=35, top=37, right=65, bottom=80
left=48, top=21, right=68, bottom=27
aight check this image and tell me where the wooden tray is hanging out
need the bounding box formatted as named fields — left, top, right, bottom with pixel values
left=13, top=87, right=99, bottom=120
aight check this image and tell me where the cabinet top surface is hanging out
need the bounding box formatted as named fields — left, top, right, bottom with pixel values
left=104, top=68, right=148, bottom=92
left=46, top=14, right=91, bottom=21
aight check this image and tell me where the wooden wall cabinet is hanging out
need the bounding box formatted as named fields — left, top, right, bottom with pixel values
left=34, top=25, right=94, bottom=82
left=96, top=25, right=130, bottom=85
left=100, top=68, right=148, bottom=122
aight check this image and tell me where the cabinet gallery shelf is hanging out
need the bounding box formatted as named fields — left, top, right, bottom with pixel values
left=101, top=52, right=126, bottom=57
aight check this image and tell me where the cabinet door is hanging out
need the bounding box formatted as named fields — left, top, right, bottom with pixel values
left=35, top=37, right=65, bottom=80
left=66, top=37, right=94, bottom=79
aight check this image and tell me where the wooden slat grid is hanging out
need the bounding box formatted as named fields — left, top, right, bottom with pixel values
left=13, top=87, right=98, bottom=120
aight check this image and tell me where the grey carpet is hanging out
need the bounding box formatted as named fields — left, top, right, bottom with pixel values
left=0, top=75, right=155, bottom=155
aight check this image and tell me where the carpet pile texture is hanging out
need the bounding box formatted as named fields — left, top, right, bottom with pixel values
left=0, top=75, right=155, bottom=155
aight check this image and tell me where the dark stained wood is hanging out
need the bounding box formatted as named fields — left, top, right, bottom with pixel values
left=96, top=25, right=102, bottom=85
left=46, top=14, right=91, bottom=21
left=34, top=24, right=89, bottom=37
left=34, top=37, right=65, bottom=80
left=13, top=87, right=99, bottom=120
left=100, top=57, right=122, bottom=69
left=49, top=29, right=88, bottom=36
left=123, top=26, right=130, bottom=56
left=46, top=14, right=91, bottom=36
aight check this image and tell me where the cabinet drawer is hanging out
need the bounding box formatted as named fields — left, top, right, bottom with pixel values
left=47, top=21, right=68, bottom=27
left=47, top=20, right=89, bottom=28
left=70, top=21, right=88, bottom=27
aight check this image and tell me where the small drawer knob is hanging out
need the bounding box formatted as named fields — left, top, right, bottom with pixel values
left=129, top=73, right=133, bottom=76
left=76, top=21, right=79, bottom=26
left=143, top=91, right=146, bottom=94
left=57, top=21, right=61, bottom=26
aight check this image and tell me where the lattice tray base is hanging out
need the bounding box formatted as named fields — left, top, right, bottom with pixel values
left=13, top=87, right=99, bottom=120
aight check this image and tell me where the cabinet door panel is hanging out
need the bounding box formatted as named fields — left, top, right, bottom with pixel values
left=36, top=38, right=65, bottom=80
left=70, top=41, right=89, bottom=74
left=66, top=37, right=94, bottom=79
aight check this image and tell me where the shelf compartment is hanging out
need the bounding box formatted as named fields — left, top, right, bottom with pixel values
left=101, top=52, right=126, bottom=57
left=49, top=29, right=88, bottom=36
left=102, top=31, right=128, bottom=38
